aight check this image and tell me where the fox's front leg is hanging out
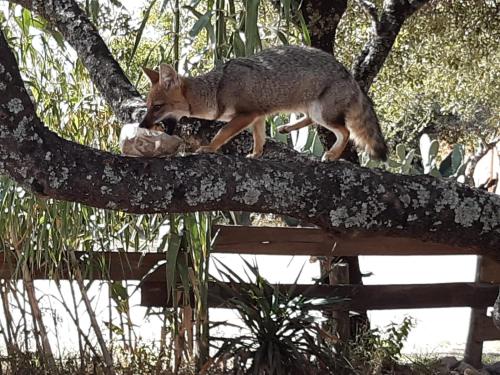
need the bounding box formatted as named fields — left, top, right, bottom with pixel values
left=196, top=113, right=259, bottom=154
left=247, top=116, right=266, bottom=158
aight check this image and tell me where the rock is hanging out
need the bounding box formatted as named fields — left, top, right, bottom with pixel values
left=120, top=123, right=182, bottom=157
left=392, top=363, right=414, bottom=375
left=484, top=362, right=500, bottom=375
left=439, top=356, right=460, bottom=371
left=456, top=362, right=479, bottom=374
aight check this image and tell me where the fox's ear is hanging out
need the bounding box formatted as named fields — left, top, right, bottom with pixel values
left=159, top=63, right=181, bottom=89
left=142, top=67, right=159, bottom=84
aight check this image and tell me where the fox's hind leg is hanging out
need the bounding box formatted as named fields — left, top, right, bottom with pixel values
left=310, top=99, right=350, bottom=161
left=247, top=116, right=266, bottom=159
left=277, top=116, right=313, bottom=134
left=318, top=123, right=350, bottom=161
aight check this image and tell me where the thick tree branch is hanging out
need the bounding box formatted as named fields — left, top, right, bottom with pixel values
left=1, top=31, right=500, bottom=254
left=352, top=0, right=430, bottom=91
left=299, top=0, right=348, bottom=54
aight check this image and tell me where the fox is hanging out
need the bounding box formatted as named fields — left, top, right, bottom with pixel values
left=139, top=45, right=388, bottom=161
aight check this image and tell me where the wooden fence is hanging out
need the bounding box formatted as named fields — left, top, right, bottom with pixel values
left=203, top=225, right=500, bottom=367
left=0, top=224, right=498, bottom=366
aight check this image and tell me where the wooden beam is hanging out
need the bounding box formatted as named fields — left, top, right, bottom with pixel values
left=212, top=225, right=481, bottom=256
left=0, top=251, right=167, bottom=282
left=140, top=282, right=498, bottom=310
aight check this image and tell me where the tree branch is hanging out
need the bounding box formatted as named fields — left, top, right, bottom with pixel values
left=356, top=0, right=379, bottom=27
left=7, top=0, right=144, bottom=123
left=1, top=30, right=500, bottom=254
left=352, top=0, right=431, bottom=91
left=299, top=0, right=348, bottom=54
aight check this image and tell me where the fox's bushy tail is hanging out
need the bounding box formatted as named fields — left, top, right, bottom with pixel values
left=345, top=92, right=388, bottom=161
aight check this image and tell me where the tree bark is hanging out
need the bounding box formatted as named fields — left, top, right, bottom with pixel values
left=300, top=0, right=348, bottom=54
left=352, top=0, right=431, bottom=91
left=1, top=30, right=500, bottom=253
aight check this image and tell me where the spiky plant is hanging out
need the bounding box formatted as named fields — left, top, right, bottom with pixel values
left=207, top=259, right=344, bottom=375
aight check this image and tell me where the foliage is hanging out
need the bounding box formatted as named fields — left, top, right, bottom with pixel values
left=0, top=346, right=199, bottom=375
left=335, top=0, right=500, bottom=147
left=363, top=133, right=467, bottom=182
left=208, top=259, right=342, bottom=375
left=341, top=316, right=416, bottom=374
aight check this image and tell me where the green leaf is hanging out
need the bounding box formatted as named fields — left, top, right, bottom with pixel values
left=396, top=144, right=406, bottom=161
left=429, top=140, right=439, bottom=159
left=109, top=0, right=124, bottom=7
left=451, top=144, right=464, bottom=171
left=231, top=31, right=246, bottom=57
left=244, top=0, right=260, bottom=56
left=282, top=0, right=291, bottom=21
left=276, top=30, right=289, bottom=45
left=21, top=8, right=31, bottom=35
left=297, top=12, right=311, bottom=46
left=90, top=0, right=99, bottom=24
left=110, top=281, right=128, bottom=301
left=166, top=233, right=182, bottom=294
left=189, top=11, right=213, bottom=38
left=128, top=0, right=157, bottom=68
left=311, top=132, right=324, bottom=157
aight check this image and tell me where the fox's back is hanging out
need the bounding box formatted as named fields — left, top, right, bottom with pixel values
left=216, top=45, right=358, bottom=114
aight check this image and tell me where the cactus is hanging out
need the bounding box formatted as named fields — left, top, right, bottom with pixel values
left=419, top=133, right=440, bottom=175
left=363, top=133, right=468, bottom=182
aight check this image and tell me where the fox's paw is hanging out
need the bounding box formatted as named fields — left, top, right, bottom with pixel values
left=246, top=151, right=263, bottom=159
left=321, top=152, right=341, bottom=162
left=277, top=125, right=291, bottom=134
left=196, top=146, right=217, bottom=154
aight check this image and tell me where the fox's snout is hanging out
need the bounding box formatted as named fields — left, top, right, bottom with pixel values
left=138, top=114, right=153, bottom=129
left=139, top=113, right=178, bottom=135
left=138, top=111, right=158, bottom=129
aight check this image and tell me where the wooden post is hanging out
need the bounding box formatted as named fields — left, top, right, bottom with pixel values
left=465, top=306, right=486, bottom=367
left=330, top=263, right=350, bottom=341
left=464, top=256, right=494, bottom=368
left=320, top=260, right=350, bottom=341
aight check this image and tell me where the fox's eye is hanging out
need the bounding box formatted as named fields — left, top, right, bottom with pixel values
left=152, top=104, right=163, bottom=111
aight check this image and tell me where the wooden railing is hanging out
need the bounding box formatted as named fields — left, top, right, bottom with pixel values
left=205, top=225, right=500, bottom=366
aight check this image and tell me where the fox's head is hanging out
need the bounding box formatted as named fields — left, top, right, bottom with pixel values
left=139, top=64, right=189, bottom=129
